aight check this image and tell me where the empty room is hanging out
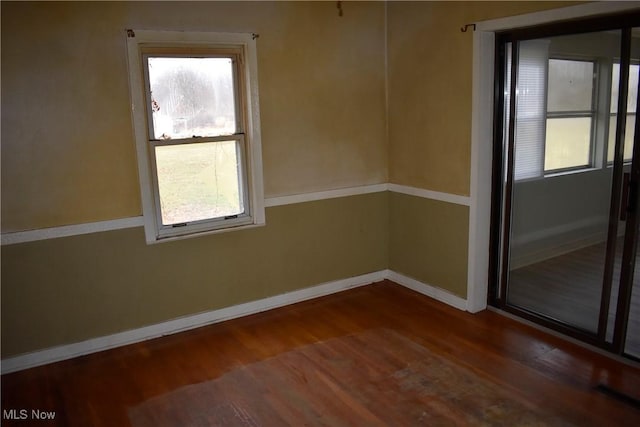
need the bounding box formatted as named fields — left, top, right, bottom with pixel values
left=2, top=1, right=640, bottom=425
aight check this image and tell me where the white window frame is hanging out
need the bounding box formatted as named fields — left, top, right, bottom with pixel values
left=513, top=53, right=629, bottom=181
left=126, top=30, right=265, bottom=244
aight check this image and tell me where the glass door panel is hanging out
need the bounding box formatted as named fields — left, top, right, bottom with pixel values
left=626, top=272, right=640, bottom=357
left=505, top=30, right=622, bottom=333
left=622, top=28, right=640, bottom=358
left=606, top=39, right=639, bottom=348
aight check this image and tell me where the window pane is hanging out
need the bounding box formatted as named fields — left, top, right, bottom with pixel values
left=513, top=39, right=549, bottom=180
left=607, top=114, right=636, bottom=162
left=544, top=117, right=591, bottom=171
left=147, top=57, right=236, bottom=139
left=155, top=141, right=243, bottom=225
left=611, top=63, right=639, bottom=114
left=547, top=59, right=594, bottom=112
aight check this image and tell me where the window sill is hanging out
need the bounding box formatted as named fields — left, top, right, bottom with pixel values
left=515, top=166, right=601, bottom=183
left=544, top=166, right=600, bottom=178
left=149, top=221, right=266, bottom=245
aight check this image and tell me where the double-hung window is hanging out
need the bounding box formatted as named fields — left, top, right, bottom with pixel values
left=512, top=50, right=629, bottom=180
left=127, top=30, right=264, bottom=243
left=544, top=58, right=596, bottom=172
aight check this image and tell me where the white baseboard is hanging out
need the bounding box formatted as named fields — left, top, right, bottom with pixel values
left=511, top=216, right=608, bottom=248
left=510, top=231, right=606, bottom=270
left=0, top=271, right=385, bottom=374
left=387, top=270, right=468, bottom=311
left=0, top=270, right=468, bottom=374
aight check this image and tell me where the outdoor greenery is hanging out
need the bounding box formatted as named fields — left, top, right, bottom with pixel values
left=155, top=141, right=242, bottom=225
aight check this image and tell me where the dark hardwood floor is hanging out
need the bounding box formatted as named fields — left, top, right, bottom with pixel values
left=509, top=238, right=640, bottom=356
left=2, top=280, right=640, bottom=426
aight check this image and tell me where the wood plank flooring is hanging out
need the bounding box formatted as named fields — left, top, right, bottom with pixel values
left=2, top=280, right=640, bottom=426
left=509, top=238, right=640, bottom=356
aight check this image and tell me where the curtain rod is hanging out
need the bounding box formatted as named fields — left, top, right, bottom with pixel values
left=461, top=23, right=476, bottom=33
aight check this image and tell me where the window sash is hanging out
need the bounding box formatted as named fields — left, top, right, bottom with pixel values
left=543, top=58, right=597, bottom=174
left=544, top=116, right=594, bottom=173
left=141, top=52, right=244, bottom=142
left=149, top=134, right=251, bottom=239
left=127, top=30, right=265, bottom=244
left=139, top=47, right=253, bottom=240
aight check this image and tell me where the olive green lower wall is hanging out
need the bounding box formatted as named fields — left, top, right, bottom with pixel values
left=389, top=192, right=469, bottom=298
left=1, top=190, right=472, bottom=359
left=1, top=192, right=389, bottom=358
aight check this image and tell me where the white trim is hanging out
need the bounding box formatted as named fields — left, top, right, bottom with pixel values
left=467, top=0, right=640, bottom=315
left=127, top=32, right=161, bottom=245
left=474, top=2, right=640, bottom=32
left=244, top=31, right=267, bottom=228
left=387, top=270, right=468, bottom=311
left=388, top=183, right=471, bottom=206
left=0, top=217, right=145, bottom=245
left=264, top=184, right=389, bottom=207
left=0, top=270, right=387, bottom=374
left=126, top=30, right=266, bottom=244
left=1, top=185, right=389, bottom=246
left=1, top=183, right=475, bottom=245
left=466, top=30, right=495, bottom=314
left=0, top=270, right=472, bottom=374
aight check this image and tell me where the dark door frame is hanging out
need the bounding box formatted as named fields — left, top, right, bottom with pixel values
left=489, top=11, right=640, bottom=359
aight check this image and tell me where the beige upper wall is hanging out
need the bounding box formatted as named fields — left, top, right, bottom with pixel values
left=1, top=1, right=585, bottom=231
left=387, top=1, right=582, bottom=196
left=1, top=2, right=141, bottom=231
left=1, top=1, right=386, bottom=232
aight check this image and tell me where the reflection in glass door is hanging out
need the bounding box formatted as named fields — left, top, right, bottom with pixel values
left=617, top=28, right=640, bottom=358
left=606, top=34, right=639, bottom=357
left=493, top=19, right=640, bottom=360
left=506, top=30, right=621, bottom=333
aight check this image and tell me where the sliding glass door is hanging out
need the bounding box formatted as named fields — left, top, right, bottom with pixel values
left=492, top=15, right=640, bottom=359
left=615, top=29, right=640, bottom=358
